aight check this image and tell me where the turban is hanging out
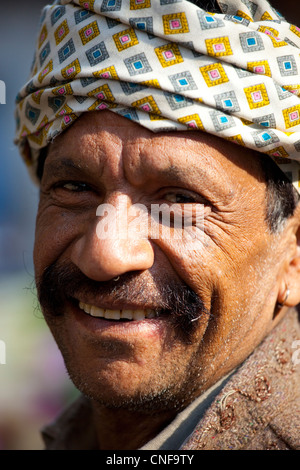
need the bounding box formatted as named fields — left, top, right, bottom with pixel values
left=15, top=0, right=300, bottom=193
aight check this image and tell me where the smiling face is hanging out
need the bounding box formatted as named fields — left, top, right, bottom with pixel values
left=34, top=110, right=291, bottom=413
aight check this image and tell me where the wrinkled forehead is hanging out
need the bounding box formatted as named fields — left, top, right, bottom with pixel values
left=43, top=109, right=267, bottom=196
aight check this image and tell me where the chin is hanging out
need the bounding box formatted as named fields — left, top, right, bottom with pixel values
left=62, top=354, right=195, bottom=414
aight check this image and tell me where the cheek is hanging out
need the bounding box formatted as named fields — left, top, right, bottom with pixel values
left=34, top=206, right=85, bottom=273
left=152, top=232, right=222, bottom=299
left=153, top=220, right=272, bottom=310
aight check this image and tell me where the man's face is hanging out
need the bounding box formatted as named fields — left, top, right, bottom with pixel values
left=34, top=110, right=283, bottom=412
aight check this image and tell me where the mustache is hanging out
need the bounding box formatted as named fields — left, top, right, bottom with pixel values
left=36, top=261, right=211, bottom=341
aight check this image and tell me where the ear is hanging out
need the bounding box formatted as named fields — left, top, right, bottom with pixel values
left=277, top=205, right=300, bottom=309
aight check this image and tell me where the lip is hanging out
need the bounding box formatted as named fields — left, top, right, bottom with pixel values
left=68, top=298, right=169, bottom=338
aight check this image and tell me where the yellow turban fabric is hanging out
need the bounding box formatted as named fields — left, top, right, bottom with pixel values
left=15, top=0, right=300, bottom=192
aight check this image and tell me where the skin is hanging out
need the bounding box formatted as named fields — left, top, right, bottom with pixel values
left=34, top=110, right=300, bottom=450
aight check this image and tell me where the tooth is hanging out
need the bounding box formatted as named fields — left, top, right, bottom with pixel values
left=104, top=309, right=121, bottom=320
left=90, top=306, right=105, bottom=317
left=132, top=309, right=146, bottom=321
left=79, top=302, right=90, bottom=314
left=83, top=304, right=92, bottom=314
left=146, top=309, right=156, bottom=319
left=121, top=309, right=133, bottom=320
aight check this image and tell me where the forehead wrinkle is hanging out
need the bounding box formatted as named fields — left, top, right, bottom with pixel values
left=46, top=129, right=124, bottom=181
left=123, top=135, right=204, bottom=179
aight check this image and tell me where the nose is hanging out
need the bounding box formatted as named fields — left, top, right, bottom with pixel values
left=70, top=197, right=154, bottom=282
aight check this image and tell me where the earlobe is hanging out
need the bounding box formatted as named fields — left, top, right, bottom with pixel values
left=277, top=282, right=290, bottom=308
left=277, top=223, right=300, bottom=309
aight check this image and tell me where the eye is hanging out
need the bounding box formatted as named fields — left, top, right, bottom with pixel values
left=57, top=181, right=92, bottom=192
left=49, top=179, right=100, bottom=209
left=163, top=192, right=198, bottom=204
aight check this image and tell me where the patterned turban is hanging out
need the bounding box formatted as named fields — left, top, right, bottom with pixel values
left=15, top=0, right=300, bottom=192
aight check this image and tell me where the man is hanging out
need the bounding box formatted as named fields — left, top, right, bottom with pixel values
left=15, top=0, right=300, bottom=450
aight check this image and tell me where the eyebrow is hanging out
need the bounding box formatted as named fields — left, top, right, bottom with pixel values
left=158, top=164, right=189, bottom=182
left=43, top=157, right=95, bottom=178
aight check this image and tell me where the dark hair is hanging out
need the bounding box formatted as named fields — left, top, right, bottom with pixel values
left=37, top=146, right=48, bottom=181
left=259, top=155, right=300, bottom=232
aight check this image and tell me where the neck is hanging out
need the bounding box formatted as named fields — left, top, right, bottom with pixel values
left=91, top=405, right=177, bottom=450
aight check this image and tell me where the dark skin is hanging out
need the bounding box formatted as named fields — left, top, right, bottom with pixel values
left=34, top=111, right=300, bottom=449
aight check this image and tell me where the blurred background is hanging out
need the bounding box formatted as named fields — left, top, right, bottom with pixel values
left=0, top=0, right=299, bottom=451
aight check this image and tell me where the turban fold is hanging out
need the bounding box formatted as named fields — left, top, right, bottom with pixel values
left=15, top=0, right=300, bottom=192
